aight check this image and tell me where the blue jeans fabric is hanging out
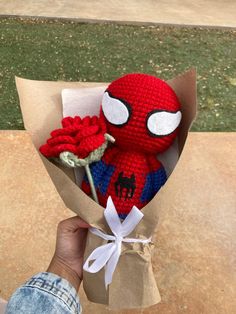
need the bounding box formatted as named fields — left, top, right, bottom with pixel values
left=5, top=272, right=82, bottom=314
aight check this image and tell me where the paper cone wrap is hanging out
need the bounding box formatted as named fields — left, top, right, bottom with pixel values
left=15, top=69, right=197, bottom=309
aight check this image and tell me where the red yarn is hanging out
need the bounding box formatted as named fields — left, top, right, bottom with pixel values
left=100, top=73, right=181, bottom=154
left=39, top=115, right=107, bottom=159
left=82, top=73, right=182, bottom=216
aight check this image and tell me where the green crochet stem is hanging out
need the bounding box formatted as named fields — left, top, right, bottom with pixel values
left=58, top=133, right=115, bottom=203
left=85, top=164, right=98, bottom=203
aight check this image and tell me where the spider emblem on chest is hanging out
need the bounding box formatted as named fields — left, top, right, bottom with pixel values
left=114, top=172, right=136, bottom=200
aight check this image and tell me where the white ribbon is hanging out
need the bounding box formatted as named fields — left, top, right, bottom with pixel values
left=83, top=196, right=151, bottom=288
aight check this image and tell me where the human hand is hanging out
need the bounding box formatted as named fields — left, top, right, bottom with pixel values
left=47, top=216, right=90, bottom=291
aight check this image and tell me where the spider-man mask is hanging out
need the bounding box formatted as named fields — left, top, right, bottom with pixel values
left=100, top=73, right=182, bottom=154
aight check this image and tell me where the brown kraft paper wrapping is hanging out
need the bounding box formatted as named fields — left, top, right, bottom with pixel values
left=15, top=68, right=197, bottom=310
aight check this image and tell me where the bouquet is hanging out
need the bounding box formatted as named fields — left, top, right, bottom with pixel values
left=16, top=69, right=197, bottom=309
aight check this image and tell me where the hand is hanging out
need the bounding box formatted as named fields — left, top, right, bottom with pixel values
left=47, top=216, right=90, bottom=291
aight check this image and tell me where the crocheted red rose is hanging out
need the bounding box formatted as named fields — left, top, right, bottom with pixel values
left=39, top=115, right=107, bottom=159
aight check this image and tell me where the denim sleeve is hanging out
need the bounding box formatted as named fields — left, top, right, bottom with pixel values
left=5, top=272, right=82, bottom=314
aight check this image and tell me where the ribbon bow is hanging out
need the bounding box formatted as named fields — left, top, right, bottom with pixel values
left=83, top=196, right=151, bottom=288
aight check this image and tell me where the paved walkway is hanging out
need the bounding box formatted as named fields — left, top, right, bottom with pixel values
left=0, top=0, right=236, bottom=27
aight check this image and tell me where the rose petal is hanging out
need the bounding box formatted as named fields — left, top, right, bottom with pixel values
left=39, top=143, right=54, bottom=157
left=50, top=144, right=78, bottom=157
left=82, top=116, right=91, bottom=126
left=77, top=134, right=105, bottom=158
left=62, top=116, right=75, bottom=128
left=74, top=116, right=82, bottom=125
left=91, top=116, right=99, bottom=125
left=47, top=135, right=77, bottom=146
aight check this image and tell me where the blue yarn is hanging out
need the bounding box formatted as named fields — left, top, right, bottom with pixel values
left=99, top=164, right=115, bottom=195
left=140, top=166, right=167, bottom=202
left=118, top=213, right=128, bottom=220
left=84, top=160, right=105, bottom=188
left=84, top=160, right=115, bottom=195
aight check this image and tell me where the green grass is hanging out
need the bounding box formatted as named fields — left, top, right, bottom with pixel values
left=0, top=17, right=236, bottom=131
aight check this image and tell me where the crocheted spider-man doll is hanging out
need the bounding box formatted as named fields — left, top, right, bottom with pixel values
left=82, top=73, right=182, bottom=219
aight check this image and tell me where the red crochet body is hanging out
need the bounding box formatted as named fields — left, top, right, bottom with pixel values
left=103, top=147, right=162, bottom=215
left=82, top=73, right=181, bottom=216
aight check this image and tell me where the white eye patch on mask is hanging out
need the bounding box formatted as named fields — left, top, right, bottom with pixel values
left=102, top=92, right=130, bottom=126
left=147, top=110, right=182, bottom=136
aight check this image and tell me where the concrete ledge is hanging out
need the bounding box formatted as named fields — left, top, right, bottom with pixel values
left=0, top=131, right=235, bottom=313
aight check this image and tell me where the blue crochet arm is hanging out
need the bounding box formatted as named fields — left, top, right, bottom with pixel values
left=83, top=160, right=115, bottom=194
left=81, top=147, right=117, bottom=196
left=140, top=165, right=167, bottom=203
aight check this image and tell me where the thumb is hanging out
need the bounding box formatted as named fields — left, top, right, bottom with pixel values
left=57, top=216, right=90, bottom=233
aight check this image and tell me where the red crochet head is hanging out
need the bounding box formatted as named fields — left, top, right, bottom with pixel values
left=100, top=73, right=182, bottom=154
